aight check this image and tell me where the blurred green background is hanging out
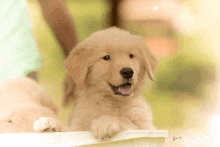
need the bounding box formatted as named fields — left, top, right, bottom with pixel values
left=27, top=0, right=218, bottom=133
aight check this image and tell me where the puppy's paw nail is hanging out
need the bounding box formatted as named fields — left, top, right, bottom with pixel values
left=105, top=134, right=111, bottom=138
left=52, top=127, right=56, bottom=132
left=33, top=117, right=60, bottom=133
left=101, top=134, right=112, bottom=141
left=43, top=127, right=49, bottom=131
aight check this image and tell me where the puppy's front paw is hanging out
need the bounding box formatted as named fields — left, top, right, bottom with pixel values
left=91, top=115, right=121, bottom=141
left=33, top=117, right=60, bottom=132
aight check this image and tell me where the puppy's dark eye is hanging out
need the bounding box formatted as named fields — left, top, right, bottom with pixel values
left=129, top=54, right=134, bottom=59
left=103, top=55, right=110, bottom=60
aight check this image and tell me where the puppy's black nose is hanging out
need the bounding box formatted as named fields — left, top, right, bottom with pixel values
left=120, top=68, right=134, bottom=79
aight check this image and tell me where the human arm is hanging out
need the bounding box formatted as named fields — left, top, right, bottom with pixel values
left=37, top=0, right=79, bottom=56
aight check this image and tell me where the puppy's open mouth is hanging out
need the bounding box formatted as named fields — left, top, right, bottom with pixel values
left=109, top=83, right=132, bottom=96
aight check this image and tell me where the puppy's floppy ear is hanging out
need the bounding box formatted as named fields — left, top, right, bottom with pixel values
left=138, top=38, right=158, bottom=81
left=63, top=42, right=94, bottom=87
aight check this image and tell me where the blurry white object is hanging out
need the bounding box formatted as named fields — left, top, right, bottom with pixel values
left=0, top=130, right=168, bottom=147
left=208, top=114, right=220, bottom=146
left=120, top=0, right=199, bottom=34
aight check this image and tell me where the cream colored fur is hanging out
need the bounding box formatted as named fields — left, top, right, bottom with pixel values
left=63, top=27, right=157, bottom=141
left=0, top=77, right=69, bottom=133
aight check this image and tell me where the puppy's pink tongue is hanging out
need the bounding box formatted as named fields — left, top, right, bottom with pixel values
left=118, top=86, right=132, bottom=95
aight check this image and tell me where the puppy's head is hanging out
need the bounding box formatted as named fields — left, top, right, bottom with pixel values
left=64, top=27, right=157, bottom=101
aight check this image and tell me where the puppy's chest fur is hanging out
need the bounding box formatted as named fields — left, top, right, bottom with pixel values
left=93, top=97, right=129, bottom=117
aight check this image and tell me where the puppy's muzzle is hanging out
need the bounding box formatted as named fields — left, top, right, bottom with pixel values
left=120, top=68, right=133, bottom=79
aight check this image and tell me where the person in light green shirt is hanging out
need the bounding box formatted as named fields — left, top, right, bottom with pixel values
left=0, top=0, right=41, bottom=81
left=0, top=0, right=78, bottom=82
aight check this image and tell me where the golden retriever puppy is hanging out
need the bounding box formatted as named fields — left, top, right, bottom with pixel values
left=63, top=27, right=157, bottom=141
left=0, top=77, right=69, bottom=133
